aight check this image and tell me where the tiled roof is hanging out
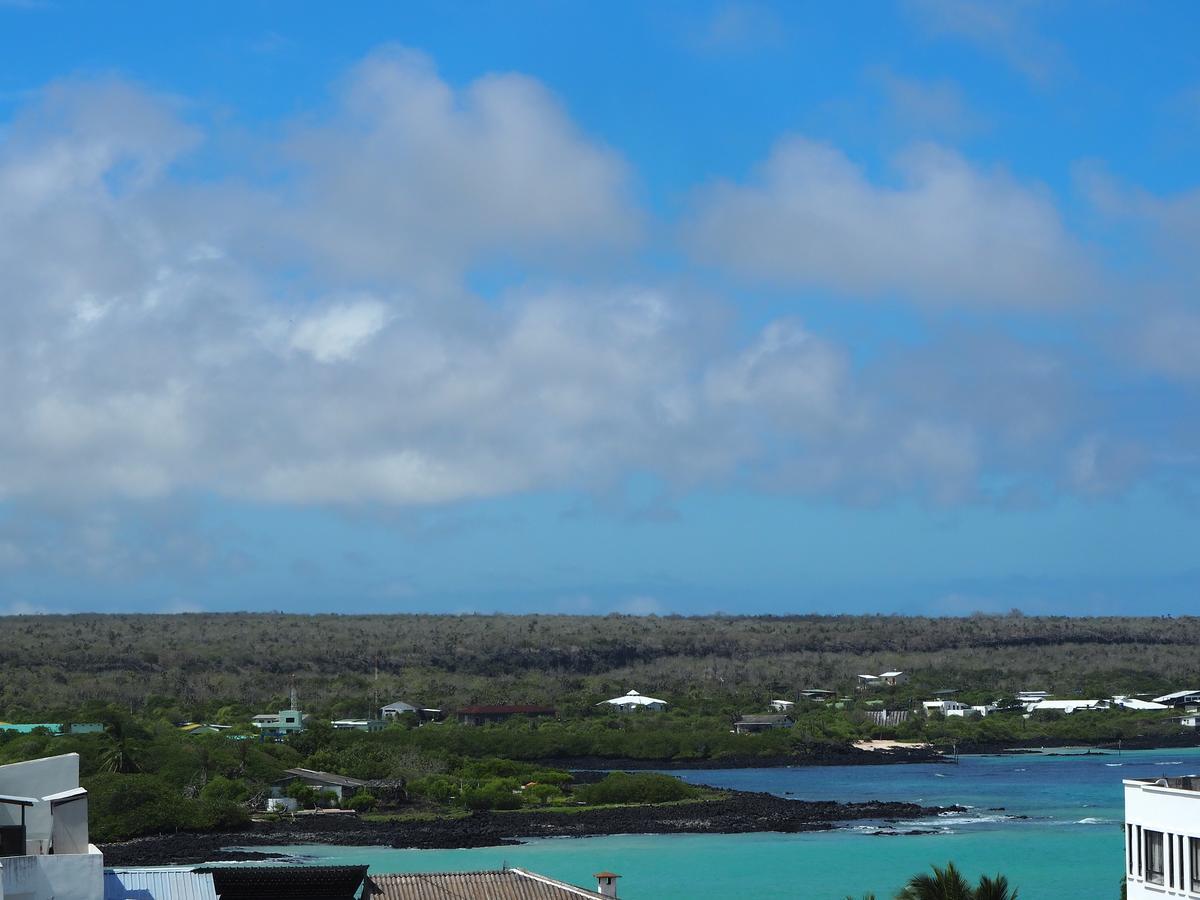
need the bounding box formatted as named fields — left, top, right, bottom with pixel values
left=104, top=868, right=218, bottom=900
left=365, top=869, right=608, bottom=899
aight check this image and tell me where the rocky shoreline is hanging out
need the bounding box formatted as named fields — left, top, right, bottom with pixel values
left=958, top=734, right=1200, bottom=755
left=539, top=743, right=946, bottom=770
left=100, top=790, right=964, bottom=867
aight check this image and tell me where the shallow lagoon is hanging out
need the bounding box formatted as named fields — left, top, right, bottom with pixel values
left=243, top=747, right=1200, bottom=899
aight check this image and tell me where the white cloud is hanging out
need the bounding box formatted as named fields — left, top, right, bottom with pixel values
left=905, top=0, right=1066, bottom=85
left=278, top=47, right=640, bottom=287
left=0, top=600, right=51, bottom=616
left=1137, top=312, right=1200, bottom=382
left=619, top=595, right=668, bottom=616
left=289, top=298, right=389, bottom=363
left=870, top=67, right=987, bottom=138
left=686, top=137, right=1092, bottom=308
left=682, top=2, right=785, bottom=54
left=0, top=50, right=1185, bottom=529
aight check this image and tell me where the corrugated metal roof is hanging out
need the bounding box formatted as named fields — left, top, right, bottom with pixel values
left=104, top=868, right=218, bottom=900
left=366, top=868, right=608, bottom=900
left=281, top=767, right=366, bottom=788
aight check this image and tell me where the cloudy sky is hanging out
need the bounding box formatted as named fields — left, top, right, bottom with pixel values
left=1, top=1, right=1198, bottom=616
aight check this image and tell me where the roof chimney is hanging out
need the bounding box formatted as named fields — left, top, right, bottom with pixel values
left=594, top=871, right=620, bottom=898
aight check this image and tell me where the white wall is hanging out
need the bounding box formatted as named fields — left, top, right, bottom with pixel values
left=1124, top=780, right=1200, bottom=899
left=0, top=755, right=79, bottom=852
left=50, top=796, right=88, bottom=856
left=0, top=848, right=103, bottom=900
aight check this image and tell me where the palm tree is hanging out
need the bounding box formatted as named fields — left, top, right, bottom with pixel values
left=974, top=874, right=1018, bottom=900
left=893, top=864, right=1017, bottom=900
left=895, top=862, right=976, bottom=900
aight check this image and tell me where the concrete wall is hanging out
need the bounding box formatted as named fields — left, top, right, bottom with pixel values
left=50, top=796, right=88, bottom=856
left=0, top=756, right=79, bottom=853
left=0, top=847, right=103, bottom=900
left=1124, top=780, right=1200, bottom=899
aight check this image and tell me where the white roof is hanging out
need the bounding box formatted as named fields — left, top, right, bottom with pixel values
left=382, top=700, right=418, bottom=711
left=858, top=674, right=881, bottom=680
left=1030, top=699, right=1106, bottom=711
left=1153, top=690, right=1200, bottom=703
left=600, top=690, right=667, bottom=707
left=880, top=671, right=904, bottom=678
left=770, top=699, right=795, bottom=705
left=1112, top=696, right=1169, bottom=710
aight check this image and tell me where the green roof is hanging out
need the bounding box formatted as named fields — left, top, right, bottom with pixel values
left=0, top=723, right=63, bottom=734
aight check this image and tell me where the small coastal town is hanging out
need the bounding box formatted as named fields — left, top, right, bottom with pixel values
left=4, top=669, right=1200, bottom=897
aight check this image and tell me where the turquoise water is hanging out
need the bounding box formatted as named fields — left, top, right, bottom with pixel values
left=240, top=747, right=1200, bottom=899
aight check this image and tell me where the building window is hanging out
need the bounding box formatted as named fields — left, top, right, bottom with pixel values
left=1145, top=829, right=1165, bottom=885
left=1128, top=825, right=1135, bottom=874
left=1168, top=831, right=1175, bottom=888
left=1180, top=834, right=1186, bottom=890
left=1191, top=837, right=1200, bottom=892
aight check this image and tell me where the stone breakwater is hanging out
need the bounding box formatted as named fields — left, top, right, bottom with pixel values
left=100, top=790, right=965, bottom=866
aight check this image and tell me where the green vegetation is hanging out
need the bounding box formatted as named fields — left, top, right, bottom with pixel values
left=847, top=862, right=1017, bottom=900
left=0, top=705, right=721, bottom=841
left=1, top=612, right=1196, bottom=845
left=573, top=772, right=702, bottom=805
left=1, top=612, right=1197, bottom=720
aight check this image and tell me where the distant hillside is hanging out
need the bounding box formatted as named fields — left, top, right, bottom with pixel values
left=0, top=612, right=1193, bottom=720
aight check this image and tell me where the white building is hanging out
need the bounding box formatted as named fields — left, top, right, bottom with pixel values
left=1113, top=696, right=1170, bottom=711
left=273, top=767, right=367, bottom=803
left=598, top=690, right=667, bottom=712
left=922, top=700, right=967, bottom=715
left=380, top=701, right=419, bottom=719
left=1027, top=699, right=1110, bottom=714
left=1124, top=775, right=1200, bottom=897
left=946, top=705, right=993, bottom=718
left=880, top=671, right=908, bottom=686
left=1015, top=690, right=1051, bottom=704
left=251, top=707, right=305, bottom=738
left=331, top=719, right=385, bottom=732
left=0, top=753, right=103, bottom=900
left=1154, top=690, right=1200, bottom=708
left=768, top=700, right=795, bottom=713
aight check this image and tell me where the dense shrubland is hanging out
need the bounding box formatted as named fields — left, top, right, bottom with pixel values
left=0, top=612, right=1195, bottom=719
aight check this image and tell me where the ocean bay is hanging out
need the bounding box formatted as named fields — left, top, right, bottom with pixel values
left=243, top=748, right=1200, bottom=899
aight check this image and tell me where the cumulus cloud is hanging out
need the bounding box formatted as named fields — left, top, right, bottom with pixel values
left=685, top=137, right=1092, bottom=307
left=0, top=48, right=1185, bottom=537
left=278, top=47, right=640, bottom=286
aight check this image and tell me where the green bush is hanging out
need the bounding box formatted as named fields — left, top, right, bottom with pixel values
left=573, top=772, right=700, bottom=805
left=346, top=790, right=378, bottom=812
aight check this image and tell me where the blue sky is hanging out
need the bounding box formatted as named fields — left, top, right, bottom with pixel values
left=1, top=1, right=1198, bottom=616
